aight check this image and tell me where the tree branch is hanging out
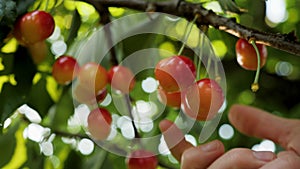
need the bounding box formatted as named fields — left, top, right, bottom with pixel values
left=82, top=0, right=300, bottom=56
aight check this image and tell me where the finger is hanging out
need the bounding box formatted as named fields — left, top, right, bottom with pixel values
left=159, top=119, right=193, bottom=161
left=208, top=148, right=276, bottom=169
left=260, top=151, right=300, bottom=169
left=229, top=104, right=300, bottom=155
left=181, top=140, right=225, bottom=169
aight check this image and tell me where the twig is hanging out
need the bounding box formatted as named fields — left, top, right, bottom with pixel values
left=82, top=0, right=300, bottom=56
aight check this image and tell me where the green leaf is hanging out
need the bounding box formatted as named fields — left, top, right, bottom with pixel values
left=0, top=52, right=14, bottom=75
left=0, top=0, right=17, bottom=24
left=0, top=83, right=25, bottom=126
left=13, top=46, right=36, bottom=89
left=218, top=0, right=243, bottom=14
left=0, top=122, right=18, bottom=167
left=15, top=0, right=35, bottom=15
left=21, top=140, right=44, bottom=169
left=27, top=76, right=54, bottom=117
left=64, top=150, right=83, bottom=169
left=66, top=9, right=82, bottom=46
left=52, top=88, right=74, bottom=130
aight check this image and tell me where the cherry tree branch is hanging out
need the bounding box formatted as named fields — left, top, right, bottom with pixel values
left=83, top=0, right=300, bottom=56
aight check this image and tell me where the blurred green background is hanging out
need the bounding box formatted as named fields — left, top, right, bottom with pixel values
left=0, top=0, right=300, bottom=168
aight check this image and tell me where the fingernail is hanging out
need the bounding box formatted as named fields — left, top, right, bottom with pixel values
left=253, top=151, right=276, bottom=162
left=200, top=140, right=219, bottom=152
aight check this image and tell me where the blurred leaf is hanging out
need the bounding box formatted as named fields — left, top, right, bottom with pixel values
left=218, top=0, right=243, bottom=14
left=101, top=152, right=126, bottom=169
left=64, top=150, right=82, bottom=169
left=83, top=148, right=107, bottom=169
left=27, top=76, right=54, bottom=117
left=0, top=122, right=18, bottom=167
left=66, top=9, right=82, bottom=46
left=13, top=46, right=36, bottom=90
left=21, top=140, right=44, bottom=169
left=52, top=88, right=74, bottom=130
left=15, top=0, right=35, bottom=15
left=2, top=124, right=27, bottom=169
left=0, top=0, right=17, bottom=25
left=0, top=53, right=14, bottom=75
left=0, top=83, right=25, bottom=126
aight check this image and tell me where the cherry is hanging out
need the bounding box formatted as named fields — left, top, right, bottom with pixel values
left=235, top=38, right=267, bottom=71
left=108, top=65, right=135, bottom=94
left=87, top=108, right=112, bottom=140
left=77, top=62, right=108, bottom=94
left=28, top=41, right=47, bottom=64
left=126, top=150, right=158, bottom=169
left=154, top=55, right=196, bottom=92
left=157, top=87, right=181, bottom=108
left=52, top=55, right=79, bottom=85
left=73, top=83, right=107, bottom=105
left=14, top=10, right=55, bottom=45
left=181, top=78, right=224, bottom=121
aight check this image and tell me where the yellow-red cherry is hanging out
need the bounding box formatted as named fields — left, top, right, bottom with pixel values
left=14, top=10, right=55, bottom=45
left=87, top=108, right=112, bottom=140
left=77, top=62, right=108, bottom=94
left=154, top=55, right=196, bottom=92
left=235, top=39, right=267, bottom=71
left=73, top=83, right=107, bottom=105
left=126, top=150, right=158, bottom=169
left=52, top=55, right=79, bottom=85
left=181, top=78, right=224, bottom=121
left=108, top=65, right=135, bottom=94
left=157, top=87, right=181, bottom=108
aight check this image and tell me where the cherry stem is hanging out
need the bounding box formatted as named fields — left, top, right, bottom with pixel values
left=124, top=94, right=141, bottom=139
left=177, top=14, right=199, bottom=56
left=250, top=39, right=261, bottom=92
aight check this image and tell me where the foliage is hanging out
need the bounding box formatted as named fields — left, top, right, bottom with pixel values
left=0, top=0, right=300, bottom=169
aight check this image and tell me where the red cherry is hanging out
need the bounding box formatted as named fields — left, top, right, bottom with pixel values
left=182, top=78, right=224, bottom=121
left=157, top=87, right=181, bottom=108
left=77, top=62, right=108, bottom=94
left=87, top=108, right=112, bottom=140
left=108, top=65, right=135, bottom=94
left=235, top=39, right=267, bottom=71
left=52, top=55, right=79, bottom=85
left=73, top=83, right=107, bottom=105
left=154, top=55, right=196, bottom=92
left=126, top=150, right=158, bottom=169
left=14, top=10, right=55, bottom=45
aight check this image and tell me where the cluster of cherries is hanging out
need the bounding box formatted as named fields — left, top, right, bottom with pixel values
left=13, top=10, right=267, bottom=169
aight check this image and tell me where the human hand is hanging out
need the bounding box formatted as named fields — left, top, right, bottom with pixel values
left=159, top=104, right=300, bottom=169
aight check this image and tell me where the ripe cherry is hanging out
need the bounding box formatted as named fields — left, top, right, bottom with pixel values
left=77, top=62, right=108, bottom=94
left=87, top=108, right=112, bottom=140
left=73, top=83, right=107, bottom=105
left=14, top=10, right=55, bottom=45
left=181, top=78, right=224, bottom=121
left=154, top=55, right=196, bottom=92
left=235, top=38, right=267, bottom=71
left=52, top=55, right=79, bottom=85
left=157, top=87, right=181, bottom=108
left=108, top=65, right=135, bottom=94
left=28, top=41, right=48, bottom=64
left=126, top=150, right=158, bottom=169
